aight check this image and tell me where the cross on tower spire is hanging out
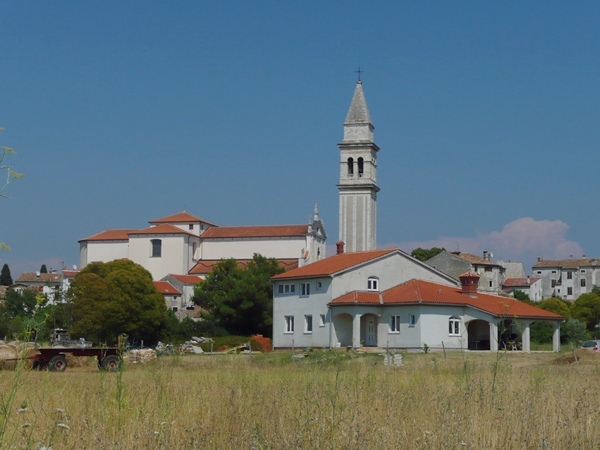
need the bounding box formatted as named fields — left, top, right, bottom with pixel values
left=355, top=67, right=364, bottom=82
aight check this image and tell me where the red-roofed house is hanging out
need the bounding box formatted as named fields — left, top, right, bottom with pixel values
left=502, top=277, right=542, bottom=301
left=532, top=257, right=600, bottom=300
left=79, top=207, right=326, bottom=281
left=160, top=274, right=203, bottom=310
left=153, top=281, right=182, bottom=310
left=272, top=250, right=563, bottom=352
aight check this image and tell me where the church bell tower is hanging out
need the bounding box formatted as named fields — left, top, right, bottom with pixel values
left=337, top=80, right=380, bottom=253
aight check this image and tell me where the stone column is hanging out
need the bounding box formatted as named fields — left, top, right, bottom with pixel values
left=552, top=321, right=561, bottom=352
left=352, top=314, right=362, bottom=348
left=489, top=321, right=498, bottom=352
left=521, top=321, right=531, bottom=353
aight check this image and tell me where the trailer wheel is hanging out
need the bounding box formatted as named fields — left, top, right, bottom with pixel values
left=48, top=355, right=67, bottom=372
left=101, top=355, right=121, bottom=372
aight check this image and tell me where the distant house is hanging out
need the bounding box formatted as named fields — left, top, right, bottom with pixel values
left=503, top=277, right=543, bottom=301
left=426, top=251, right=507, bottom=294
left=159, top=274, right=203, bottom=310
left=272, top=249, right=562, bottom=352
left=79, top=209, right=327, bottom=281
left=153, top=281, right=183, bottom=311
left=14, top=271, right=63, bottom=302
left=532, top=257, right=600, bottom=300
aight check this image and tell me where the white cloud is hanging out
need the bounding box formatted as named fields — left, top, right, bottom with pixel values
left=383, top=217, right=584, bottom=269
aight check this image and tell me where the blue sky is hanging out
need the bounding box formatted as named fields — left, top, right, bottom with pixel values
left=2, top=2, right=599, bottom=276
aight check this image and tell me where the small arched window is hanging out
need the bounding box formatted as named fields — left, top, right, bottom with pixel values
left=449, top=316, right=461, bottom=336
left=347, top=157, right=354, bottom=176
left=151, top=239, right=162, bottom=258
left=368, top=276, right=379, bottom=291
left=357, top=157, right=364, bottom=177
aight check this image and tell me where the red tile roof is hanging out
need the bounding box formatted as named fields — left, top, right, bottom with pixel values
left=201, top=224, right=308, bottom=239
left=533, top=258, right=600, bottom=269
left=62, top=270, right=80, bottom=277
left=129, top=223, right=197, bottom=237
left=15, top=272, right=63, bottom=283
left=153, top=281, right=181, bottom=295
left=79, top=229, right=136, bottom=242
left=330, top=279, right=563, bottom=320
left=169, top=274, right=203, bottom=285
left=272, top=249, right=398, bottom=280
left=503, top=277, right=540, bottom=287
left=149, top=211, right=217, bottom=227
left=189, top=259, right=298, bottom=275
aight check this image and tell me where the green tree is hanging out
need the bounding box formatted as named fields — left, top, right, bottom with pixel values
left=512, top=290, right=530, bottom=302
left=70, top=260, right=166, bottom=345
left=561, top=318, right=590, bottom=344
left=0, top=263, right=12, bottom=285
left=411, top=247, right=445, bottom=262
left=537, top=297, right=571, bottom=318
left=193, top=254, right=285, bottom=337
left=570, top=293, right=600, bottom=333
left=39, top=264, right=48, bottom=274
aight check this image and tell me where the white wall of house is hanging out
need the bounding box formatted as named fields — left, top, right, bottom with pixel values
left=129, top=234, right=199, bottom=280
left=200, top=237, right=307, bottom=260
left=80, top=240, right=129, bottom=267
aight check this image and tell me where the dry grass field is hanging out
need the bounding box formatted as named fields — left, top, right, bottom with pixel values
left=0, top=349, right=599, bottom=449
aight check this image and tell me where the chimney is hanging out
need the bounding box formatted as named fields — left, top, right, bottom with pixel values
left=459, top=271, right=480, bottom=297
left=336, top=241, right=345, bottom=255
left=527, top=275, right=530, bottom=285
left=483, top=250, right=490, bottom=261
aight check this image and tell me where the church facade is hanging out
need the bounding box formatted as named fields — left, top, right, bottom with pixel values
left=79, top=208, right=327, bottom=308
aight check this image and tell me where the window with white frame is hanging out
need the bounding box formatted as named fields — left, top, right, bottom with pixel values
left=304, top=315, right=313, bottom=333
left=284, top=316, right=294, bottom=333
left=581, top=279, right=587, bottom=287
left=301, top=282, right=310, bottom=297
left=409, top=314, right=416, bottom=327
left=449, top=317, right=461, bottom=336
left=278, top=284, right=296, bottom=294
left=316, top=281, right=323, bottom=290
left=367, top=276, right=379, bottom=291
left=389, top=315, right=400, bottom=333
left=319, top=314, right=326, bottom=327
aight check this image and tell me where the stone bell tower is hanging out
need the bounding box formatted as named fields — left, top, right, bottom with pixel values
left=337, top=80, right=380, bottom=253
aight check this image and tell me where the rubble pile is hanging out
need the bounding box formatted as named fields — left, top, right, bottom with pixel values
left=128, top=348, right=157, bottom=364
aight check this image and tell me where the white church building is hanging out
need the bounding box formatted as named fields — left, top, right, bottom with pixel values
left=272, top=80, right=563, bottom=352
left=79, top=209, right=327, bottom=308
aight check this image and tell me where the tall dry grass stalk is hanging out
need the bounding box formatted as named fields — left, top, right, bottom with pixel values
left=0, top=350, right=598, bottom=449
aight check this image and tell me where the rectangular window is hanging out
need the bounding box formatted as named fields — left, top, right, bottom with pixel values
left=552, top=271, right=557, bottom=274
left=284, top=316, right=294, bottom=333
left=319, top=314, right=326, bottom=327
left=409, top=314, right=416, bottom=327
left=581, top=279, right=587, bottom=287
left=484, top=267, right=492, bottom=272
left=551, top=280, right=556, bottom=288
left=278, top=284, right=296, bottom=294
left=389, top=315, right=400, bottom=333
left=189, top=224, right=194, bottom=230
left=304, top=315, right=313, bottom=333
left=567, top=272, right=573, bottom=280
left=301, top=282, right=310, bottom=297
left=581, top=269, right=586, bottom=273
left=449, top=318, right=461, bottom=336
left=489, top=280, right=493, bottom=288
left=536, top=271, right=542, bottom=274
left=567, top=287, right=573, bottom=296
left=368, top=277, right=379, bottom=291
left=151, top=239, right=162, bottom=257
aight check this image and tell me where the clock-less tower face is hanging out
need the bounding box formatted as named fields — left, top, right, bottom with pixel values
left=337, top=81, right=380, bottom=253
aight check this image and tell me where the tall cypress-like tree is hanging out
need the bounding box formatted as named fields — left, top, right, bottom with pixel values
left=0, top=263, right=12, bottom=285
left=40, top=264, right=48, bottom=274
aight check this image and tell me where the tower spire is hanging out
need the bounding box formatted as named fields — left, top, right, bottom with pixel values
left=337, top=80, right=380, bottom=253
